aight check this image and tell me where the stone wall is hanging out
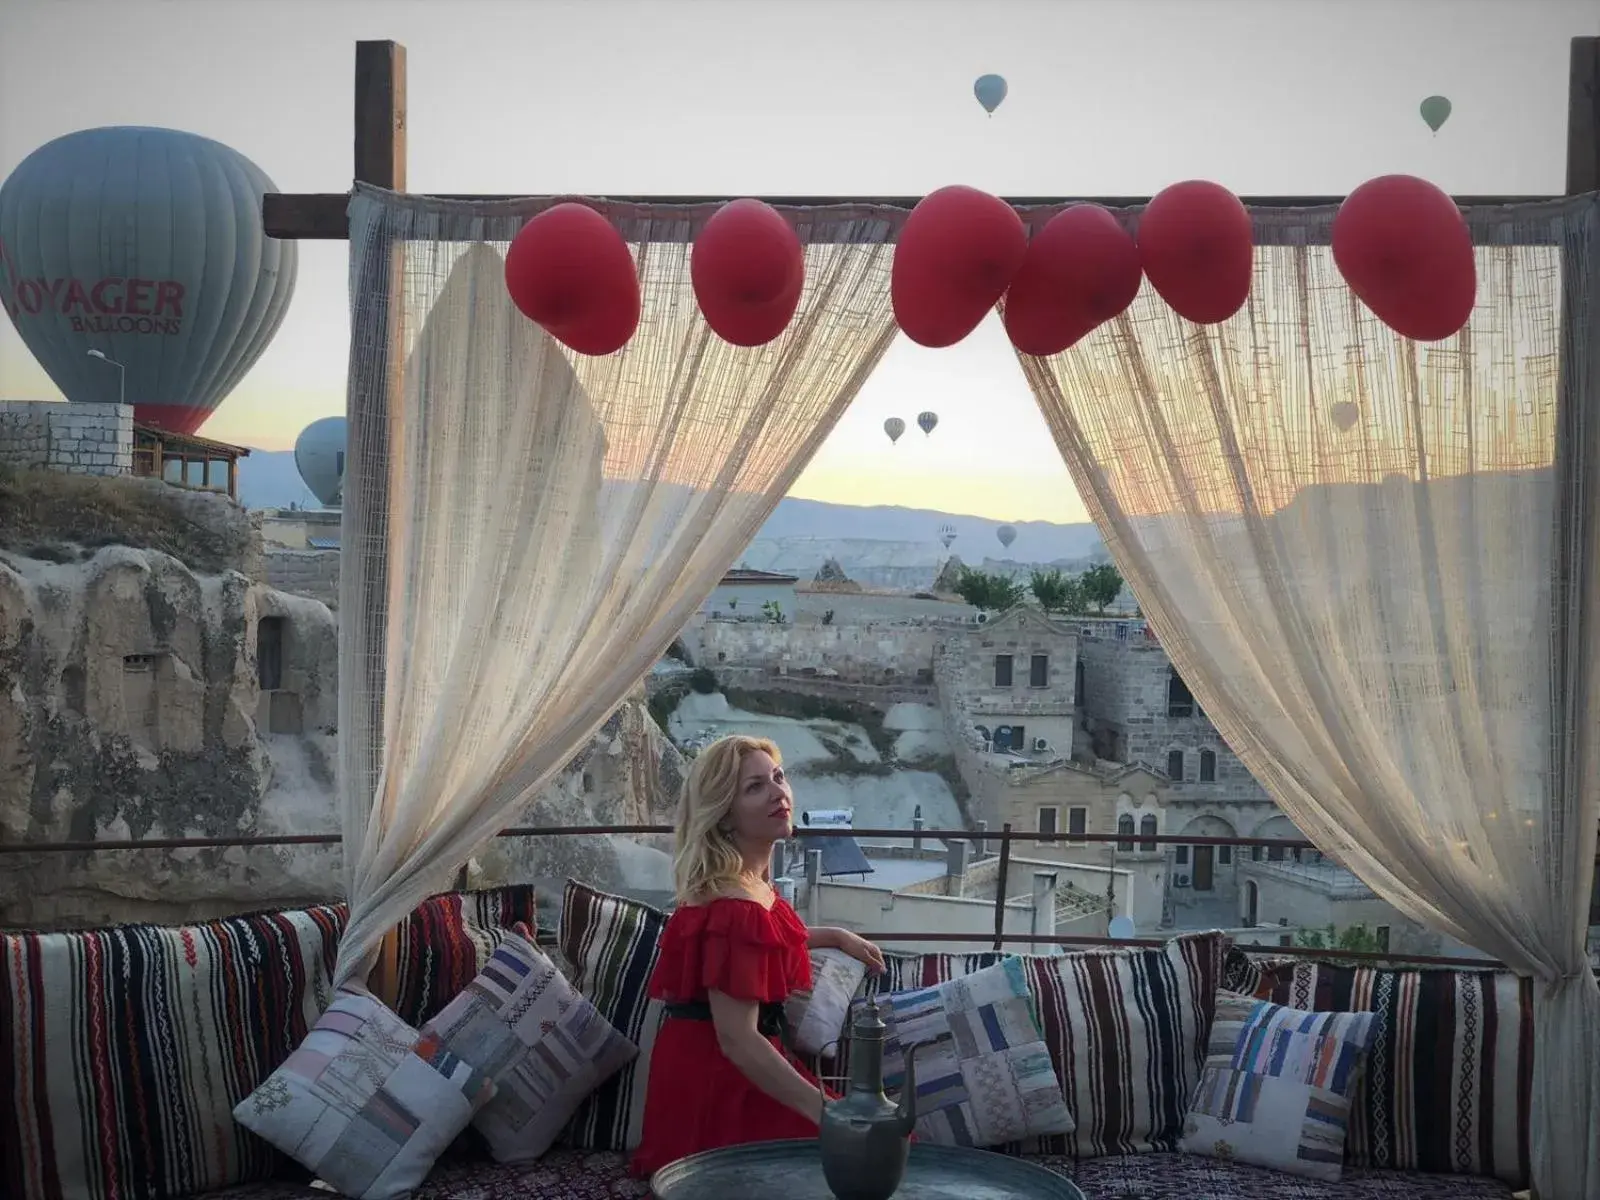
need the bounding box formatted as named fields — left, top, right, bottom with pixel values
left=265, top=548, right=341, bottom=609
left=0, top=400, right=132, bottom=477
left=692, top=618, right=942, bottom=685
left=1075, top=626, right=1271, bottom=806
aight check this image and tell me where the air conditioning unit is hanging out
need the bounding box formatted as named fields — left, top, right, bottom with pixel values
left=974, top=611, right=990, bottom=625
left=1032, top=737, right=1049, bottom=752
left=1174, top=874, right=1192, bottom=888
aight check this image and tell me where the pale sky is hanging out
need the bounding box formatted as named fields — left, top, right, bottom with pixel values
left=1, top=0, right=1593, bottom=523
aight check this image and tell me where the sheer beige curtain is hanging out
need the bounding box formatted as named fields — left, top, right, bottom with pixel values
left=334, top=187, right=901, bottom=991
left=1017, top=195, right=1600, bottom=1200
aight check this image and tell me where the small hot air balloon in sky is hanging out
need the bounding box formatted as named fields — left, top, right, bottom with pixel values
left=884, top=416, right=906, bottom=444
left=997, top=524, right=1017, bottom=549
left=939, top=523, right=957, bottom=550
left=974, top=74, right=1008, bottom=116
left=917, top=410, right=939, bottom=436
left=295, top=416, right=347, bottom=508
left=1419, top=95, right=1452, bottom=134
left=0, top=126, right=297, bottom=435
left=1330, top=401, right=1360, bottom=432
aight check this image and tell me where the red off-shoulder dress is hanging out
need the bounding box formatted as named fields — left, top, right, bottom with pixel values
left=629, top=896, right=833, bottom=1178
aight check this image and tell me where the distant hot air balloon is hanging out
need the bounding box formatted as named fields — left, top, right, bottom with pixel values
left=939, top=523, right=957, bottom=550
left=997, top=524, right=1017, bottom=549
left=917, top=411, right=939, bottom=436
left=0, top=126, right=297, bottom=436
left=884, top=416, right=906, bottom=444
left=295, top=416, right=347, bottom=508
left=974, top=74, right=1008, bottom=115
left=1419, top=95, right=1452, bottom=134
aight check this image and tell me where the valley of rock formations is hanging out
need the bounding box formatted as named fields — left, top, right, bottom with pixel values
left=0, top=476, right=681, bottom=929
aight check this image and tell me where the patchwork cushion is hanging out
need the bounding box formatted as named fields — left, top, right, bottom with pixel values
left=423, top=923, right=636, bottom=1161
left=1, top=901, right=346, bottom=1200
left=1223, top=949, right=1533, bottom=1185
left=392, top=885, right=541, bottom=1028
left=556, top=881, right=668, bottom=1152
left=879, top=955, right=1073, bottom=1147
left=784, top=946, right=867, bottom=1058
left=232, top=990, right=494, bottom=1199
left=861, top=932, right=1227, bottom=1156
left=1180, top=991, right=1378, bottom=1180
left=0, top=886, right=535, bottom=1200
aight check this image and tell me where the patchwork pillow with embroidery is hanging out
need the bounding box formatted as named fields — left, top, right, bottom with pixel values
left=422, top=923, right=636, bottom=1161
left=1179, top=990, right=1378, bottom=1181
left=784, top=946, right=868, bottom=1057
left=233, top=989, right=495, bottom=1199
left=879, top=955, right=1074, bottom=1148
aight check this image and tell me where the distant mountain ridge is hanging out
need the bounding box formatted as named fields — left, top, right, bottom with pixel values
left=237, top=450, right=1105, bottom=585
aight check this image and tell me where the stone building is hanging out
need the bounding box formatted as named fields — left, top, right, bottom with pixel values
left=939, top=606, right=1079, bottom=757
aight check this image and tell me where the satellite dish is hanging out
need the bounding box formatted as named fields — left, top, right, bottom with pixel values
left=1108, top=915, right=1136, bottom=940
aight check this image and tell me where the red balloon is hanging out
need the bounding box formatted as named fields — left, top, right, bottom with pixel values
left=504, top=203, right=640, bottom=356
left=1136, top=181, right=1253, bottom=324
left=1332, top=175, right=1476, bottom=342
left=892, top=186, right=1028, bottom=348
left=1003, top=205, right=1143, bottom=357
left=691, top=200, right=805, bottom=347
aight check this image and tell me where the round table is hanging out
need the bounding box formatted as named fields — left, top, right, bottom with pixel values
left=650, top=1140, right=1087, bottom=1199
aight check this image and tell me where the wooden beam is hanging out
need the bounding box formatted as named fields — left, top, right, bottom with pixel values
left=346, top=39, right=407, bottom=1008
left=264, top=190, right=1566, bottom=242
left=1568, top=35, right=1600, bottom=196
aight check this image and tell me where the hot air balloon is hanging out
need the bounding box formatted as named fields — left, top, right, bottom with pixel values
left=1419, top=95, right=1452, bottom=134
left=939, top=523, right=957, bottom=550
left=884, top=417, right=906, bottom=444
left=295, top=416, right=347, bottom=508
left=974, top=74, right=1008, bottom=115
left=0, top=126, right=297, bottom=436
left=917, top=411, right=939, bottom=436
left=997, top=524, right=1017, bottom=549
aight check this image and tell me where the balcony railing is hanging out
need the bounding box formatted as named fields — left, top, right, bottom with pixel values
left=9, top=822, right=1595, bottom=975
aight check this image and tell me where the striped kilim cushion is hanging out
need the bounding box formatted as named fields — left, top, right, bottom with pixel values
left=862, top=932, right=1227, bottom=1157
left=1221, top=949, right=1533, bottom=1186
left=0, top=886, right=537, bottom=1200
left=555, top=881, right=667, bottom=1152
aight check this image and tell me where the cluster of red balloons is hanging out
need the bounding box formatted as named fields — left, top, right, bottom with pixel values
left=502, top=176, right=1477, bottom=358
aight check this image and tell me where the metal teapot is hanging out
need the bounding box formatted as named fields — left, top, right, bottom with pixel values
left=816, top=999, right=936, bottom=1200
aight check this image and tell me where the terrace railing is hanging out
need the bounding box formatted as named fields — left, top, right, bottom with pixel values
left=10, top=822, right=1597, bottom=973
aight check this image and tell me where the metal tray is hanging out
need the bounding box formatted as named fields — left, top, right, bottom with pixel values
left=650, top=1140, right=1087, bottom=1199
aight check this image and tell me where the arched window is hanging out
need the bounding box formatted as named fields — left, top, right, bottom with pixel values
left=1139, top=814, right=1157, bottom=852
left=1117, top=814, right=1135, bottom=852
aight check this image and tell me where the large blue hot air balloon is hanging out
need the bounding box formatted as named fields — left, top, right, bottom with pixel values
left=295, top=416, right=346, bottom=508
left=0, top=126, right=297, bottom=435
left=974, top=74, right=1008, bottom=115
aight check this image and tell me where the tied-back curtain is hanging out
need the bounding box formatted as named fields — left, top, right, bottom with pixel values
left=334, top=185, right=901, bottom=991
left=1017, top=195, right=1600, bottom=1200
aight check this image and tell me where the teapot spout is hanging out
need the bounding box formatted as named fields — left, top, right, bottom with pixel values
left=891, top=1039, right=924, bottom=1135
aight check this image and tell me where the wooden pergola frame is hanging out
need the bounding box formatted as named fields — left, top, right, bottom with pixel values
left=259, top=37, right=1600, bottom=1000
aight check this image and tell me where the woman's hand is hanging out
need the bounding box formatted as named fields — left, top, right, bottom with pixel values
left=814, top=926, right=885, bottom=975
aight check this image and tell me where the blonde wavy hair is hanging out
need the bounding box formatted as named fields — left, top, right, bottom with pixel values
left=673, top=735, right=784, bottom=904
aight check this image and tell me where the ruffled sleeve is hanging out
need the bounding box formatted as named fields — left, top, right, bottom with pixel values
left=648, top=898, right=812, bottom=1004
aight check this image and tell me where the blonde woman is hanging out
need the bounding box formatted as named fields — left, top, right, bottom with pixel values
left=629, top=735, right=885, bottom=1178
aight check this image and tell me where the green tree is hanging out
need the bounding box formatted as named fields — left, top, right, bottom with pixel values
left=1293, top=923, right=1385, bottom=955
left=1079, top=563, right=1125, bottom=614
left=1029, top=568, right=1082, bottom=614
left=954, top=566, right=1026, bottom=611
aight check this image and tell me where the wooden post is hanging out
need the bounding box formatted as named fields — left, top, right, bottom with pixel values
left=346, top=40, right=407, bottom=1005
left=992, top=823, right=1013, bottom=952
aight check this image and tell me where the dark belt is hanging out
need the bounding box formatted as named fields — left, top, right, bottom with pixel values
left=664, top=1000, right=790, bottom=1042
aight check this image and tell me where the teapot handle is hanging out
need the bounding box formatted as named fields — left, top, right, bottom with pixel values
left=816, top=1038, right=841, bottom=1110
